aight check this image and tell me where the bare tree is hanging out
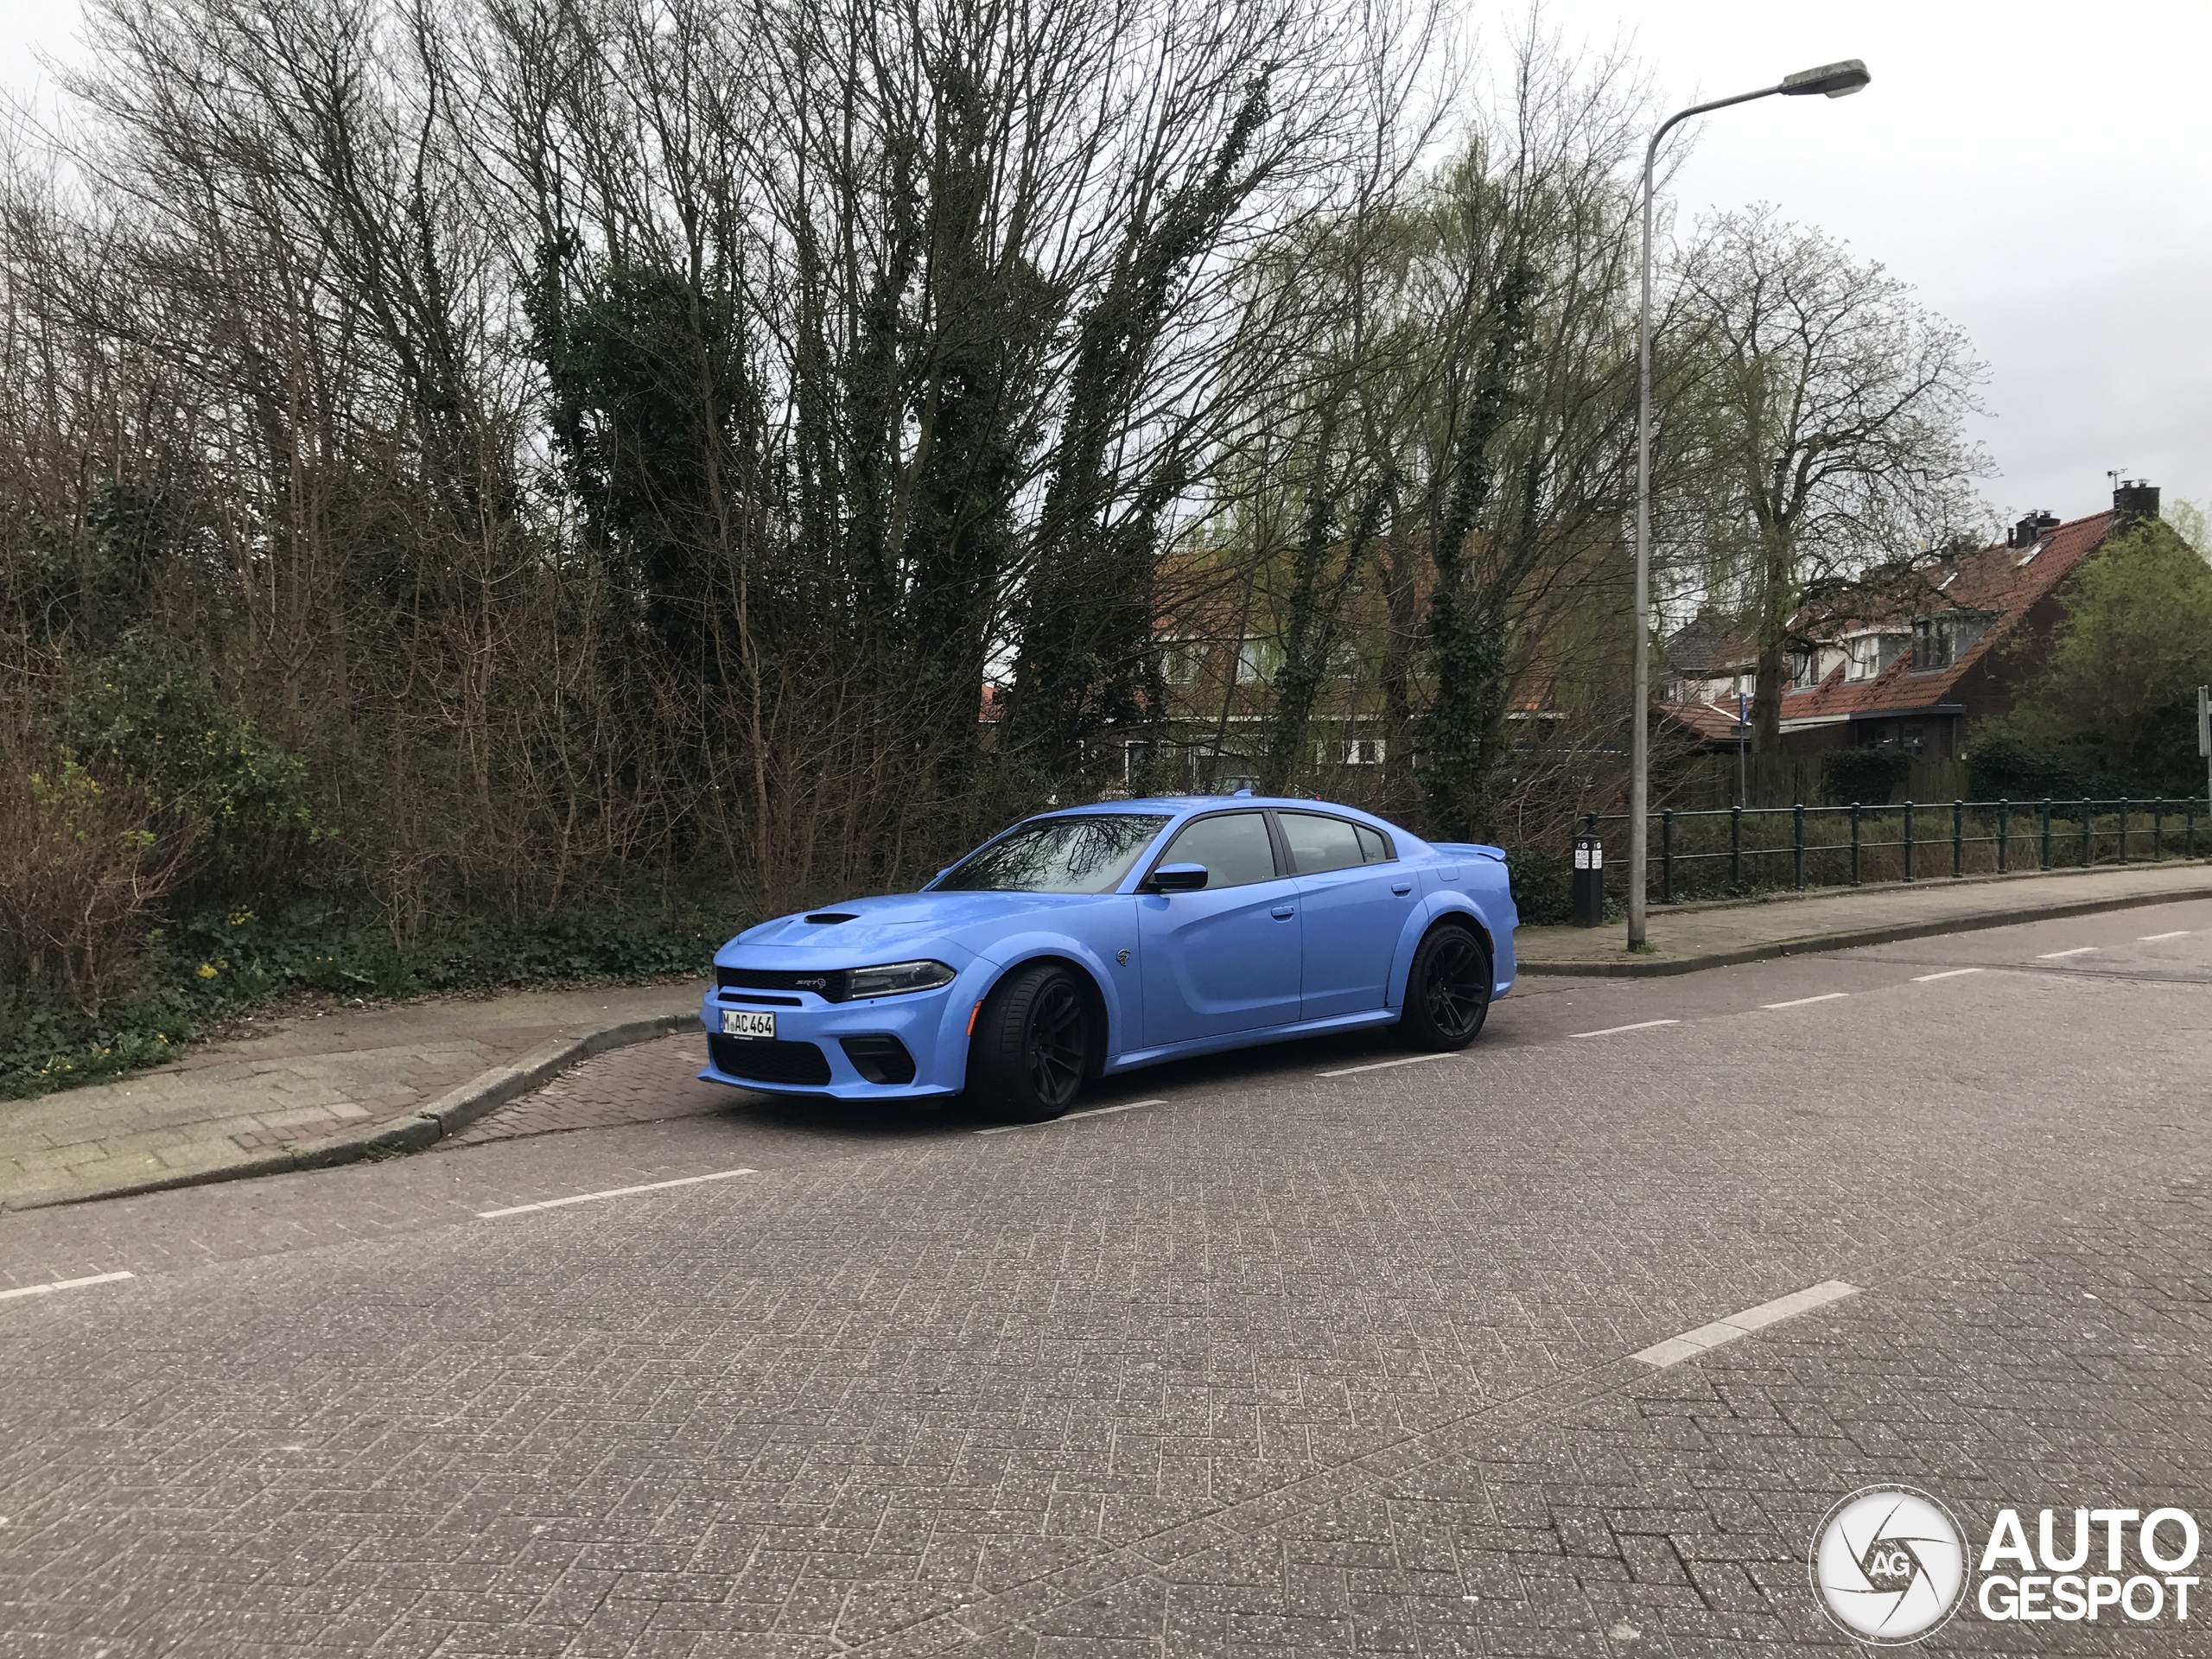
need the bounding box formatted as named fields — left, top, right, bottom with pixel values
left=1669, top=207, right=1989, bottom=783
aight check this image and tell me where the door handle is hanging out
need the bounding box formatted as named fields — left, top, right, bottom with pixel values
left=1391, top=881, right=1414, bottom=895
left=1271, top=905, right=1296, bottom=919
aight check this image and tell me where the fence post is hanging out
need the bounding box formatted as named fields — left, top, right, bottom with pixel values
left=1997, top=799, right=2010, bottom=874
left=1661, top=809, right=1675, bottom=905
left=1952, top=800, right=1964, bottom=877
left=1730, top=805, right=1742, bottom=888
left=1904, top=801, right=1916, bottom=880
left=2153, top=798, right=2164, bottom=861
left=2081, top=798, right=2092, bottom=868
left=2191, top=796, right=2199, bottom=859
left=1793, top=803, right=1806, bottom=890
left=1850, top=803, right=1862, bottom=885
left=2041, top=799, right=2052, bottom=870
left=2119, top=797, right=2130, bottom=863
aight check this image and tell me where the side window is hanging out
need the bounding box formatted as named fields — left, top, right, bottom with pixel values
left=1278, top=811, right=1364, bottom=875
left=1159, top=811, right=1279, bottom=888
left=1354, top=823, right=1392, bottom=863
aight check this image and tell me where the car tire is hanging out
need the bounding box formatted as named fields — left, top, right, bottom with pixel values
left=967, top=962, right=1092, bottom=1123
left=1399, top=920, right=1491, bottom=1051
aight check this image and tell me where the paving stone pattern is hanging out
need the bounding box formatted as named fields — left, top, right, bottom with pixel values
left=1, top=925, right=2208, bottom=1656
left=0, top=983, right=705, bottom=1210
left=446, top=1034, right=727, bottom=1145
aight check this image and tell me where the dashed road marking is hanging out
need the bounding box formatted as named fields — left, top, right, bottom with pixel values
left=2138, top=931, right=2190, bottom=942
left=2037, top=946, right=2099, bottom=959
left=0, top=1270, right=136, bottom=1304
left=477, top=1168, right=754, bottom=1218
left=1912, top=968, right=1985, bottom=982
left=1570, top=1019, right=1681, bottom=1039
left=1761, top=992, right=1849, bottom=1010
left=1632, top=1280, right=1859, bottom=1368
left=975, top=1098, right=1166, bottom=1135
left=1315, top=1052, right=1458, bottom=1079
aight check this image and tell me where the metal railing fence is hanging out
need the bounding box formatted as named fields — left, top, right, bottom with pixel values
left=1576, top=796, right=2212, bottom=906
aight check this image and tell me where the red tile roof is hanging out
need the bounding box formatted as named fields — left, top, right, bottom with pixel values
left=1656, top=697, right=1749, bottom=742
left=1778, top=509, right=2119, bottom=724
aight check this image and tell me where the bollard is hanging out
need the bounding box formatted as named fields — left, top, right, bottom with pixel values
left=1570, top=830, right=1605, bottom=928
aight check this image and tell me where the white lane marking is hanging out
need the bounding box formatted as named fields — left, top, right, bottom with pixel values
left=975, top=1098, right=1166, bottom=1135
left=1315, top=1052, right=1458, bottom=1079
left=1570, top=1019, right=1681, bottom=1039
left=1911, top=968, right=1985, bottom=982
left=1760, top=992, right=1849, bottom=1010
left=477, top=1168, right=754, bottom=1218
left=2037, top=946, right=2099, bottom=959
left=0, top=1270, right=136, bottom=1304
left=1632, top=1280, right=1859, bottom=1368
left=2138, top=931, right=2190, bottom=942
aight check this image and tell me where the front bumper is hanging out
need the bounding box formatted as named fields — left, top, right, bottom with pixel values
left=696, top=966, right=985, bottom=1100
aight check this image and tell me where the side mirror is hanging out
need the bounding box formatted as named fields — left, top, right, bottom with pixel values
left=1146, top=862, right=1209, bottom=893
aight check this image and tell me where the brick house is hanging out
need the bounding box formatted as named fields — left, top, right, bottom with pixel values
left=1656, top=481, right=2161, bottom=766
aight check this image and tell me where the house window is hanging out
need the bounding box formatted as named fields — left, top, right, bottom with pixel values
left=1845, top=636, right=1879, bottom=682
left=1790, top=652, right=1820, bottom=690
left=1315, top=738, right=1387, bottom=766
left=1234, top=637, right=1281, bottom=685
left=1910, top=613, right=1990, bottom=671
left=1160, top=638, right=1198, bottom=685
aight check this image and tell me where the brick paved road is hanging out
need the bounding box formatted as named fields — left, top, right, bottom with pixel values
left=2, top=902, right=2209, bottom=1656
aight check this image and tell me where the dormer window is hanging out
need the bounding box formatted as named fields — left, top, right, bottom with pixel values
left=1844, top=632, right=1910, bottom=681
left=1910, top=612, right=1991, bottom=671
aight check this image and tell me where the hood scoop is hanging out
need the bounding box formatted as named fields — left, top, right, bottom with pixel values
left=804, top=912, right=859, bottom=925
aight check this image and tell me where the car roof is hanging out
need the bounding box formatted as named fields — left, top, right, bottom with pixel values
left=1047, top=795, right=1393, bottom=820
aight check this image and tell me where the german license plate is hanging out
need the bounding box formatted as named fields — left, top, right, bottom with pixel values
left=721, top=1008, right=775, bottom=1040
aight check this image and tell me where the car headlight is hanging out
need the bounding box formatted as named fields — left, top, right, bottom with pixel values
left=843, top=959, right=957, bottom=999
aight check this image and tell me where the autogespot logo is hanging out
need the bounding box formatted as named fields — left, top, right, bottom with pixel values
left=1811, top=1486, right=1968, bottom=1644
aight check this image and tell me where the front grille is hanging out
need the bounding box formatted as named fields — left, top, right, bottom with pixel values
left=717, top=965, right=852, bottom=1002
left=708, top=1034, right=833, bottom=1085
left=839, top=1034, right=916, bottom=1085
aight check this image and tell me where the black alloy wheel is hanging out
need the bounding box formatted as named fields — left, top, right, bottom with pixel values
left=1400, top=921, right=1491, bottom=1050
left=969, top=962, right=1093, bottom=1122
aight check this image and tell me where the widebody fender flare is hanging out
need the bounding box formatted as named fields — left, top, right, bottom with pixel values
left=966, top=932, right=1130, bottom=1060
left=1385, top=894, right=1496, bottom=1007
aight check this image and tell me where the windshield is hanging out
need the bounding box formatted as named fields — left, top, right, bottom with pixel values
left=934, top=814, right=1170, bottom=894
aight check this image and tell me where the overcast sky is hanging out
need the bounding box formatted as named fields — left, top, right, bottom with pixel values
left=3, top=0, right=2207, bottom=528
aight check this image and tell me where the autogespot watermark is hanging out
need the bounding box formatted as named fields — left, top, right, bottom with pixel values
left=1810, top=1486, right=2202, bottom=1644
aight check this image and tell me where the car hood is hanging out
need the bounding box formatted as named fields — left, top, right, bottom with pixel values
left=727, top=889, right=1116, bottom=960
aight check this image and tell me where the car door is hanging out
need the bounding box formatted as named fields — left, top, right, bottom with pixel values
left=1279, top=810, right=1415, bottom=1020
left=1136, top=810, right=1301, bottom=1046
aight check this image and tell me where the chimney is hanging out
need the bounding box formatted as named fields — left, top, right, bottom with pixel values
left=2010, top=512, right=2055, bottom=549
left=2113, top=479, right=2160, bottom=525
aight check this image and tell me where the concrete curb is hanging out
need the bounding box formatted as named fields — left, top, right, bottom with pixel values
left=1518, top=878, right=2212, bottom=978
left=6, top=1011, right=697, bottom=1212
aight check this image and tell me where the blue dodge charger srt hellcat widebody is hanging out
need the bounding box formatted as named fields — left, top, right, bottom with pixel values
left=699, top=793, right=1517, bottom=1122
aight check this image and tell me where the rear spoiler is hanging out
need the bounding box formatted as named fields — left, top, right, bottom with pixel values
left=1430, top=842, right=1507, bottom=862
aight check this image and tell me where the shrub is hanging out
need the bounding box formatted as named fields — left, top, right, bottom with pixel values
left=55, top=652, right=318, bottom=896
left=1820, top=747, right=1910, bottom=806
left=1966, top=733, right=2094, bottom=802
left=0, top=740, right=191, bottom=1016
left=1498, top=842, right=1574, bottom=926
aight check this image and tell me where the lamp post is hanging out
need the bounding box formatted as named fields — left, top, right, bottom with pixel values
left=1629, top=58, right=1870, bottom=950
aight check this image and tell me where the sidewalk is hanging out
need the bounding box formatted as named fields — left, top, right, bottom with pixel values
left=0, top=982, right=708, bottom=1212
left=1516, top=859, right=2212, bottom=976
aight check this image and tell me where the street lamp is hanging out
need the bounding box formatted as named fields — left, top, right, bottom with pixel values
left=1628, top=58, right=1870, bottom=950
